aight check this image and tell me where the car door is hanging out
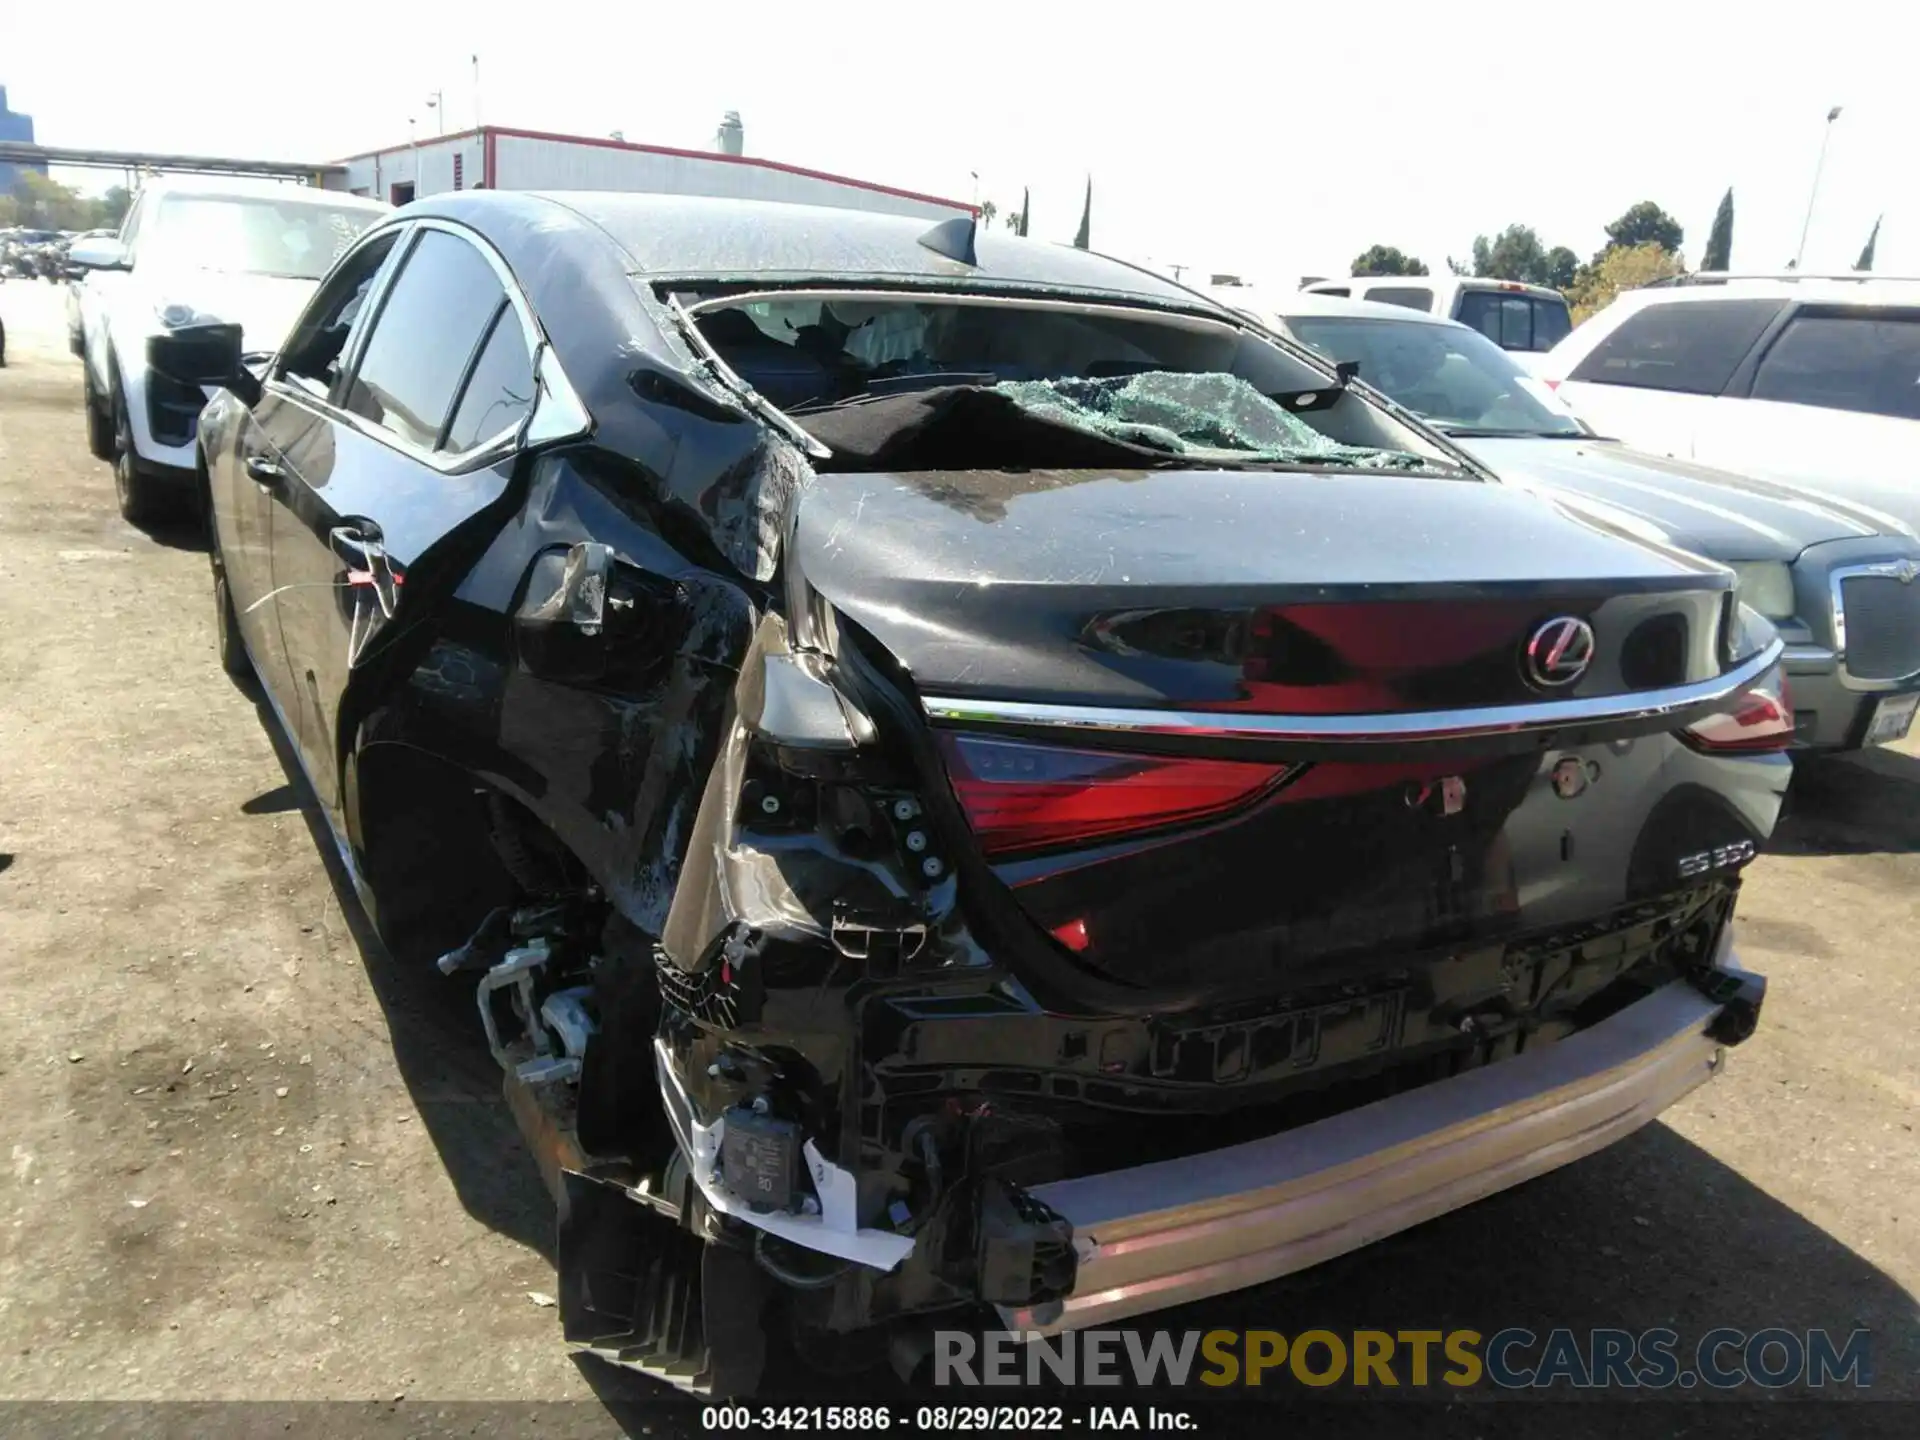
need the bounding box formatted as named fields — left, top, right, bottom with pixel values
left=266, top=221, right=539, bottom=824
left=215, top=227, right=410, bottom=713
left=1692, top=307, right=1920, bottom=494
left=1555, top=297, right=1784, bottom=461
left=81, top=196, right=144, bottom=392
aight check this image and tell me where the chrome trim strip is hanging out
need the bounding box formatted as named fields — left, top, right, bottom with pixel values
left=923, top=638, right=1785, bottom=743
left=1780, top=643, right=1836, bottom=669
left=999, top=973, right=1743, bottom=1336
left=1828, top=561, right=1920, bottom=692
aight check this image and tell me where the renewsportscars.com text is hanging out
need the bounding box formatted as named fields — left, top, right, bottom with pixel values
left=934, top=1327, right=1872, bottom=1390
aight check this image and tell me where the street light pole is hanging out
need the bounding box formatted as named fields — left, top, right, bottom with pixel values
left=426, top=91, right=445, bottom=135
left=1794, top=105, right=1843, bottom=269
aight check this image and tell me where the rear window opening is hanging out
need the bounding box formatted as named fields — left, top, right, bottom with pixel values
left=1360, top=285, right=1436, bottom=312
left=1455, top=291, right=1572, bottom=353
left=675, top=289, right=1462, bottom=476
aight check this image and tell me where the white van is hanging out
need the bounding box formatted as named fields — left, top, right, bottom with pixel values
left=1300, top=275, right=1571, bottom=354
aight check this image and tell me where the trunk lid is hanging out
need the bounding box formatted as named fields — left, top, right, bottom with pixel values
left=794, top=467, right=1736, bottom=711
left=792, top=467, right=1777, bottom=995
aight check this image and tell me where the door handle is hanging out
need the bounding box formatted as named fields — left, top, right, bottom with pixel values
left=330, top=524, right=397, bottom=618
left=327, top=524, right=384, bottom=564
left=244, top=455, right=282, bottom=487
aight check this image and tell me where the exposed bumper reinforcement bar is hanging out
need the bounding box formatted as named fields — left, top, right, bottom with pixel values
left=999, top=967, right=1758, bottom=1335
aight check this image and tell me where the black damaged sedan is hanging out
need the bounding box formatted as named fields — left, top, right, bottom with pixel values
left=164, top=192, right=1789, bottom=1393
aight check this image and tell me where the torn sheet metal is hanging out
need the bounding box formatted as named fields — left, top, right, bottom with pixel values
left=705, top=435, right=817, bottom=586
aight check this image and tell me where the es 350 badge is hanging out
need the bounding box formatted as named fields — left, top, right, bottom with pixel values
left=1678, top=839, right=1757, bottom=878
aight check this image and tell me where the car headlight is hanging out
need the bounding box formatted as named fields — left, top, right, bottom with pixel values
left=1728, top=561, right=1796, bottom=621
left=155, top=301, right=220, bottom=330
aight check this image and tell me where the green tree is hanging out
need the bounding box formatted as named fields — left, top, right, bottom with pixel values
left=1014, top=187, right=1029, bottom=237
left=1701, top=189, right=1734, bottom=271
left=10, top=172, right=91, bottom=229
left=979, top=199, right=998, bottom=228
left=1470, top=225, right=1548, bottom=284
left=1567, top=242, right=1684, bottom=324
left=1350, top=244, right=1428, bottom=276
left=6, top=173, right=129, bottom=231
left=93, top=186, right=133, bottom=230
left=1857, top=215, right=1882, bottom=271
left=1542, top=246, right=1579, bottom=291
left=1601, top=201, right=1684, bottom=258
left=1073, top=177, right=1091, bottom=250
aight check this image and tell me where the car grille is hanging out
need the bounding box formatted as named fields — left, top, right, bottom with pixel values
left=1841, top=574, right=1920, bottom=680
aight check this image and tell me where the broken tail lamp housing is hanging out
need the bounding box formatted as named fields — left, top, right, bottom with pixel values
left=936, top=732, right=1292, bottom=858
left=1681, top=670, right=1794, bottom=754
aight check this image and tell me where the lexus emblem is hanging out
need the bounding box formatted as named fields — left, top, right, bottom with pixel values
left=1525, top=616, right=1595, bottom=688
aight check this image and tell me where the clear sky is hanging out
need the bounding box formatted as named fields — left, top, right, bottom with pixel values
left=9, top=0, right=1914, bottom=282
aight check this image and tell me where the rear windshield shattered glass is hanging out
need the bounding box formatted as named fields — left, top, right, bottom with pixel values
left=684, top=292, right=1461, bottom=475
left=996, top=372, right=1432, bottom=469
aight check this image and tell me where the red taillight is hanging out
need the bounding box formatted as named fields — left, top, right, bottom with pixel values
left=1049, top=918, right=1092, bottom=952
left=936, top=733, right=1292, bottom=857
left=1683, top=677, right=1794, bottom=753
left=1543, top=378, right=1562, bottom=391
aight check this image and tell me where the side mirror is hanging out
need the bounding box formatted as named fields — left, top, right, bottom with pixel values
left=68, top=237, right=129, bottom=271
left=148, top=324, right=262, bottom=407
left=149, top=323, right=243, bottom=386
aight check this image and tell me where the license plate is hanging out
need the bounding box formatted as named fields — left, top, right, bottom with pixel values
left=1865, top=693, right=1920, bottom=746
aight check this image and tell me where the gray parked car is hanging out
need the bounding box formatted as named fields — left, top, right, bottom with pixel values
left=1243, top=293, right=1920, bottom=753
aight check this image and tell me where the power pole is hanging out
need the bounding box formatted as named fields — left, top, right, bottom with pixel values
left=1794, top=106, right=1843, bottom=269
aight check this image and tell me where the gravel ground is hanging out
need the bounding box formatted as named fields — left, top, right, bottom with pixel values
left=1, top=282, right=1914, bottom=1437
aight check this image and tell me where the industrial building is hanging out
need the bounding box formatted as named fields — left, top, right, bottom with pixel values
left=324, top=116, right=974, bottom=222
left=0, top=85, right=45, bottom=193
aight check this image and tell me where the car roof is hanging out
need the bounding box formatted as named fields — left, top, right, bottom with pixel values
left=1278, top=293, right=1466, bottom=325
left=1615, top=275, right=1920, bottom=309
left=1208, top=287, right=1468, bottom=328
left=412, top=189, right=1215, bottom=308
left=1305, top=275, right=1564, bottom=302
left=137, top=177, right=390, bottom=211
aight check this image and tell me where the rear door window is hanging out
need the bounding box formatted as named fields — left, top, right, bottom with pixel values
left=441, top=304, right=536, bottom=452
left=1749, top=310, right=1920, bottom=421
left=1567, top=298, right=1783, bottom=394
left=1361, top=285, right=1434, bottom=312
left=342, top=229, right=506, bottom=449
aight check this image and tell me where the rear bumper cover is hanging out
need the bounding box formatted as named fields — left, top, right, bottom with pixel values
left=998, top=960, right=1762, bottom=1335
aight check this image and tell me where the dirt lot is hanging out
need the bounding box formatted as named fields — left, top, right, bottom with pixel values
left=1, top=282, right=1915, bottom=1434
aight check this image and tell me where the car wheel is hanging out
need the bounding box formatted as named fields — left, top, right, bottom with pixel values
left=109, top=368, right=173, bottom=528
left=83, top=367, right=115, bottom=460
left=212, top=552, right=254, bottom=686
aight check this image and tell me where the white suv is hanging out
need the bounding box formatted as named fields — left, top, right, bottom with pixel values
left=1299, top=275, right=1572, bottom=354
left=1536, top=274, right=1920, bottom=530
left=70, top=179, right=388, bottom=525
